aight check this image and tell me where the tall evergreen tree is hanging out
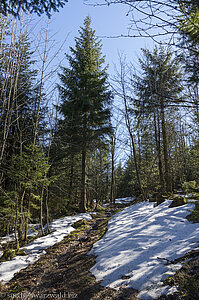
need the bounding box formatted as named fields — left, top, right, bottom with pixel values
left=133, top=47, right=183, bottom=192
left=57, top=16, right=112, bottom=212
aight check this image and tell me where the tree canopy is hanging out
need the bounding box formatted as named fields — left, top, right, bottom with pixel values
left=88, top=0, right=199, bottom=44
left=56, top=16, right=112, bottom=212
left=0, top=0, right=68, bottom=17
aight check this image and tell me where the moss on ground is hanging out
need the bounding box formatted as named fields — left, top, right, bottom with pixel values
left=169, top=195, right=187, bottom=208
left=187, top=201, right=199, bottom=223
left=0, top=205, right=138, bottom=300
left=162, top=264, right=199, bottom=299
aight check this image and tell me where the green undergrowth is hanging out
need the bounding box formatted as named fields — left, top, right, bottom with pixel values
left=95, top=203, right=107, bottom=211
left=187, top=193, right=199, bottom=200
left=0, top=204, right=139, bottom=300
left=64, top=210, right=111, bottom=242
left=169, top=195, right=187, bottom=208
left=0, top=243, right=27, bottom=262
left=0, top=205, right=120, bottom=264
left=7, top=283, right=24, bottom=294
left=96, top=219, right=109, bottom=241
left=0, top=232, right=49, bottom=263
left=187, top=201, right=199, bottom=223
left=163, top=264, right=199, bottom=299
left=182, top=180, right=197, bottom=193
left=149, top=192, right=168, bottom=205
left=72, top=219, right=90, bottom=229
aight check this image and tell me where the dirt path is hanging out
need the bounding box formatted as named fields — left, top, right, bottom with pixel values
left=0, top=206, right=138, bottom=300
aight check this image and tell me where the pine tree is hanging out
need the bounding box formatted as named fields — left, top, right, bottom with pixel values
left=57, top=16, right=112, bottom=212
left=133, top=46, right=183, bottom=192
left=178, top=3, right=199, bottom=45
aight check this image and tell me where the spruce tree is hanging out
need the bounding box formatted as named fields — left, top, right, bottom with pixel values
left=133, top=46, right=183, bottom=192
left=57, top=16, right=112, bottom=212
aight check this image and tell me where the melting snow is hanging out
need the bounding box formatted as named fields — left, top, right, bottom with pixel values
left=1, top=198, right=198, bottom=299
left=89, top=200, right=199, bottom=299
left=103, top=197, right=135, bottom=207
left=0, top=213, right=92, bottom=284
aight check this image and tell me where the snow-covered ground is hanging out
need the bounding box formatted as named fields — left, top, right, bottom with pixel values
left=89, top=200, right=199, bottom=299
left=1, top=197, right=198, bottom=299
left=103, top=197, right=135, bottom=207
left=115, top=197, right=136, bottom=204
left=0, top=213, right=92, bottom=284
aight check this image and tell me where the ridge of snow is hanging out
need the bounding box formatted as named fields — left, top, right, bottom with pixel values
left=89, top=200, right=199, bottom=299
left=0, top=213, right=92, bottom=284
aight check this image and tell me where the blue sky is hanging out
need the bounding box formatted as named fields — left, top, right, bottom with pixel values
left=28, top=0, right=172, bottom=163
left=34, top=0, right=155, bottom=162
left=45, top=0, right=155, bottom=76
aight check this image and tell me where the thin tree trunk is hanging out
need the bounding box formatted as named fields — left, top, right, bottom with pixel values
left=18, top=188, right=26, bottom=242
left=117, top=55, right=146, bottom=200
left=154, top=113, right=165, bottom=193
left=160, top=99, right=170, bottom=192
left=80, top=150, right=87, bottom=212
left=24, top=194, right=30, bottom=242
left=68, top=155, right=74, bottom=201
left=40, top=184, right=45, bottom=235
left=45, top=186, right=51, bottom=233
left=15, top=193, right=20, bottom=252
left=123, top=95, right=146, bottom=200
left=110, top=136, right=115, bottom=205
left=0, top=18, right=18, bottom=170
left=137, top=130, right=141, bottom=171
left=33, top=22, right=49, bottom=145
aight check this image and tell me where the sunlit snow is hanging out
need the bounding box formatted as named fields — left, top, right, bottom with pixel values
left=103, top=197, right=135, bottom=207
left=0, top=213, right=92, bottom=284
left=1, top=198, right=198, bottom=299
left=89, top=200, right=199, bottom=299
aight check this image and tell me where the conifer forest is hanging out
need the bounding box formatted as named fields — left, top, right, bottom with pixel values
left=0, top=1, right=199, bottom=299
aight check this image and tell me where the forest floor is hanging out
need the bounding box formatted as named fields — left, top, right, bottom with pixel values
left=0, top=200, right=199, bottom=300
left=0, top=203, right=139, bottom=300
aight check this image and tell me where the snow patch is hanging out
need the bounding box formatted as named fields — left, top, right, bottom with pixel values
left=89, top=200, right=199, bottom=299
left=103, top=196, right=135, bottom=207
left=115, top=197, right=136, bottom=204
left=0, top=213, right=92, bottom=284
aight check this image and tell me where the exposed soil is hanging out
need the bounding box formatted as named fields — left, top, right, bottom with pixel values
left=1, top=201, right=199, bottom=300
left=0, top=204, right=138, bottom=300
left=159, top=248, right=199, bottom=300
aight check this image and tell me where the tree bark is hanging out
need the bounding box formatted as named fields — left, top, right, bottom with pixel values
left=154, top=113, right=165, bottom=193
left=80, top=150, right=87, bottom=212
left=160, top=99, right=170, bottom=192
left=40, top=184, right=45, bottom=235
left=68, top=155, right=74, bottom=201
left=45, top=186, right=51, bottom=233
left=117, top=55, right=146, bottom=200
left=123, top=95, right=146, bottom=200
left=15, top=193, right=20, bottom=252
left=110, top=135, right=115, bottom=205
